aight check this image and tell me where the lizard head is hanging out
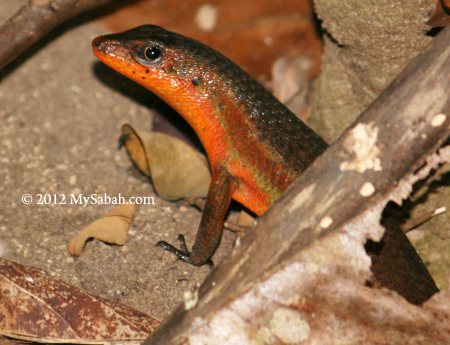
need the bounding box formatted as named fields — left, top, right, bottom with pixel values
left=92, top=25, right=223, bottom=109
left=92, top=25, right=232, bottom=166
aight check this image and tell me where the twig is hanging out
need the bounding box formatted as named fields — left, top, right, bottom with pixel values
left=0, top=0, right=115, bottom=70
left=223, top=221, right=248, bottom=234
left=402, top=206, right=447, bottom=232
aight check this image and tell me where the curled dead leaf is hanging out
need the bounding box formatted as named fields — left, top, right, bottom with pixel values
left=0, top=258, right=159, bottom=343
left=67, top=203, right=135, bottom=256
left=121, top=124, right=211, bottom=200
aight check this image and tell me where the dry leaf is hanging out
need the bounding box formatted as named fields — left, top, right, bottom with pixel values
left=100, top=1, right=322, bottom=80
left=0, top=258, right=159, bottom=344
left=67, top=203, right=135, bottom=256
left=426, top=0, right=450, bottom=27
left=121, top=124, right=211, bottom=201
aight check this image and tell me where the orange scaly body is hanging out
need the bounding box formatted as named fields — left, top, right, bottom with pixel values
left=92, top=24, right=440, bottom=309
left=93, top=25, right=327, bottom=265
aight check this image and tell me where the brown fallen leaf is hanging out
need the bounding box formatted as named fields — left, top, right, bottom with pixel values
left=0, top=258, right=160, bottom=344
left=99, top=1, right=322, bottom=80
left=426, top=0, right=450, bottom=27
left=67, top=203, right=135, bottom=256
left=121, top=124, right=211, bottom=201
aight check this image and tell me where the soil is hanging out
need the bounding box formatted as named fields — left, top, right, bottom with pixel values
left=0, top=1, right=236, bottom=321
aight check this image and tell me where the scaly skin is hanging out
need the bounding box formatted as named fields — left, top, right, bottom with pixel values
left=92, top=25, right=327, bottom=213
left=92, top=25, right=327, bottom=266
left=91, top=27, right=438, bottom=306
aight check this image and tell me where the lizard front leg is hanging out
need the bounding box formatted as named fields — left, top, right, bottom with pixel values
left=157, top=166, right=237, bottom=266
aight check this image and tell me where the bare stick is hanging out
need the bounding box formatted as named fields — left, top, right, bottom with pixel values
left=0, top=0, right=114, bottom=70
left=223, top=221, right=248, bottom=234
left=402, top=206, right=447, bottom=232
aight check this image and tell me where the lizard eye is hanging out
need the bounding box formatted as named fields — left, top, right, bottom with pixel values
left=144, top=46, right=162, bottom=61
left=136, top=45, right=163, bottom=66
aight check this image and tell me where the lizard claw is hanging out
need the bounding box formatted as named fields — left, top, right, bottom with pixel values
left=156, top=234, right=214, bottom=268
left=117, top=133, right=129, bottom=149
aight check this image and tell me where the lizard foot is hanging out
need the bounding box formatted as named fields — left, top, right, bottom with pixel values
left=156, top=234, right=214, bottom=268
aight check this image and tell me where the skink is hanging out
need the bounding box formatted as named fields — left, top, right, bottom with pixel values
left=92, top=25, right=327, bottom=266
left=92, top=25, right=437, bottom=303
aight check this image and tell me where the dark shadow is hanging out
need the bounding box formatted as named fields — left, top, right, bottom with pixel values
left=0, top=0, right=139, bottom=82
left=365, top=204, right=439, bottom=305
left=394, top=135, right=450, bottom=220
left=370, top=135, right=450, bottom=227
left=403, top=169, right=450, bottom=216
left=308, top=0, right=347, bottom=48
left=426, top=26, right=443, bottom=37
left=309, top=0, right=325, bottom=41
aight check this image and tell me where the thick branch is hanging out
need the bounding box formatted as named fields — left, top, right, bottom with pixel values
left=0, top=0, right=114, bottom=70
left=145, top=27, right=450, bottom=344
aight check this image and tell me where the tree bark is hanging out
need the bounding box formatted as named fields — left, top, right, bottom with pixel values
left=145, top=26, right=450, bottom=345
left=310, top=0, right=450, bottom=294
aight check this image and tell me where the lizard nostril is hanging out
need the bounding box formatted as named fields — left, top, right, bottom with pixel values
left=92, top=37, right=111, bottom=54
left=98, top=42, right=108, bottom=52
